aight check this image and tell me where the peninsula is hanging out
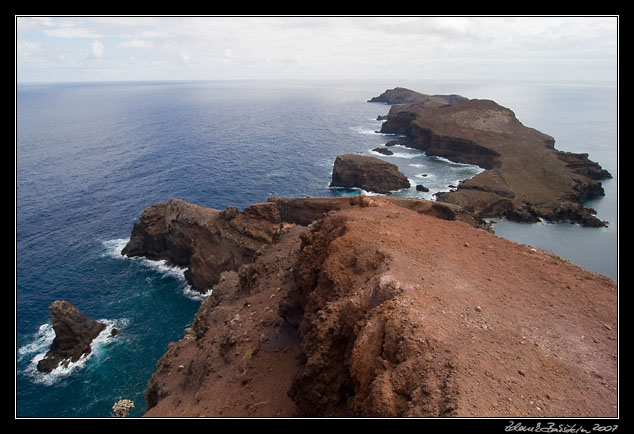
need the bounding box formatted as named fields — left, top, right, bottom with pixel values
left=373, top=87, right=612, bottom=227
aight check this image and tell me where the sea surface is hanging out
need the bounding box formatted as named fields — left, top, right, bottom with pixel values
left=16, top=79, right=618, bottom=417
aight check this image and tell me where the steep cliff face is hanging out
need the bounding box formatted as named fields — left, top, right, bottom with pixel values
left=140, top=200, right=617, bottom=418
left=376, top=91, right=612, bottom=227
left=121, top=199, right=283, bottom=293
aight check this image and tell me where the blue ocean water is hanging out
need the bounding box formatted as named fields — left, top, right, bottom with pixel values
left=16, top=79, right=618, bottom=417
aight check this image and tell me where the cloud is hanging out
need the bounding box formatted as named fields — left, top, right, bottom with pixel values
left=222, top=48, right=233, bottom=65
left=16, top=16, right=618, bottom=83
left=89, top=40, right=104, bottom=59
left=118, top=39, right=153, bottom=49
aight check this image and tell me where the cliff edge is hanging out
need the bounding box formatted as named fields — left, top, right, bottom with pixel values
left=139, top=198, right=617, bottom=417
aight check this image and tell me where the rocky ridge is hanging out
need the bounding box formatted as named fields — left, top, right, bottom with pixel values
left=122, top=196, right=486, bottom=296
left=373, top=88, right=612, bottom=227
left=139, top=197, right=617, bottom=417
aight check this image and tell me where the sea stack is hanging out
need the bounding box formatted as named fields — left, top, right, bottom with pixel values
left=37, top=300, right=107, bottom=373
left=330, top=154, right=410, bottom=194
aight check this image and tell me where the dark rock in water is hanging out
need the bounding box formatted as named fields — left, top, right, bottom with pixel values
left=329, top=154, right=410, bottom=194
left=416, top=184, right=429, bottom=192
left=37, top=300, right=106, bottom=373
left=372, top=147, right=393, bottom=156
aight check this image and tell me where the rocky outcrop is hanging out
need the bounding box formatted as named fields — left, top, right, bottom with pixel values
left=142, top=201, right=617, bottom=418
left=37, top=300, right=107, bottom=373
left=122, top=196, right=489, bottom=297
left=375, top=90, right=612, bottom=226
left=121, top=198, right=283, bottom=294
left=269, top=195, right=486, bottom=229
left=329, top=154, right=410, bottom=194
left=368, top=87, right=468, bottom=107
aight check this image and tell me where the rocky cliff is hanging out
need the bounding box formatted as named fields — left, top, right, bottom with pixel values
left=122, top=196, right=485, bottom=296
left=121, top=199, right=283, bottom=294
left=375, top=89, right=612, bottom=227
left=135, top=197, right=617, bottom=418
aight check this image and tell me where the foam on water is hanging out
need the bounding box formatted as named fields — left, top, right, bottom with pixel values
left=102, top=238, right=206, bottom=300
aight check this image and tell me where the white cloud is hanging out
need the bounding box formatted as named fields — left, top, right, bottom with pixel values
left=89, top=40, right=104, bottom=59
left=15, top=16, right=618, bottom=83
left=17, top=41, right=40, bottom=57
left=118, top=39, right=153, bottom=49
left=222, top=48, right=233, bottom=65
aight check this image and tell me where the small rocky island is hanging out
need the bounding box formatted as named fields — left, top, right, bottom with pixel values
left=37, top=300, right=109, bottom=373
left=372, top=87, right=612, bottom=227
left=330, top=154, right=410, bottom=194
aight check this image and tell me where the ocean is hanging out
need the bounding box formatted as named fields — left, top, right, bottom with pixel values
left=15, top=79, right=618, bottom=417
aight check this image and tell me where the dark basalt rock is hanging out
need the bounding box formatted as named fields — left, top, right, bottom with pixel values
left=37, top=300, right=107, bottom=373
left=121, top=199, right=282, bottom=294
left=329, top=154, right=410, bottom=194
left=372, top=147, right=394, bottom=156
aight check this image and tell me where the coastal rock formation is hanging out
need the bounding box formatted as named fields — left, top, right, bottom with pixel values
left=330, top=154, right=410, bottom=194
left=269, top=195, right=485, bottom=229
left=122, top=197, right=488, bottom=297
left=121, top=198, right=283, bottom=294
left=141, top=200, right=617, bottom=417
left=37, top=300, right=107, bottom=373
left=368, top=87, right=468, bottom=107
left=375, top=89, right=612, bottom=226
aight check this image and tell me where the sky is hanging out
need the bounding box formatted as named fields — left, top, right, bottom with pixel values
left=15, top=16, right=619, bottom=84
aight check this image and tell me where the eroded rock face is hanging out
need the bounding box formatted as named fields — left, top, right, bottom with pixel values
left=37, top=300, right=107, bottom=373
left=330, top=154, right=410, bottom=194
left=278, top=204, right=617, bottom=417
left=375, top=90, right=612, bottom=226
left=121, top=199, right=282, bottom=294
left=122, top=196, right=488, bottom=296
